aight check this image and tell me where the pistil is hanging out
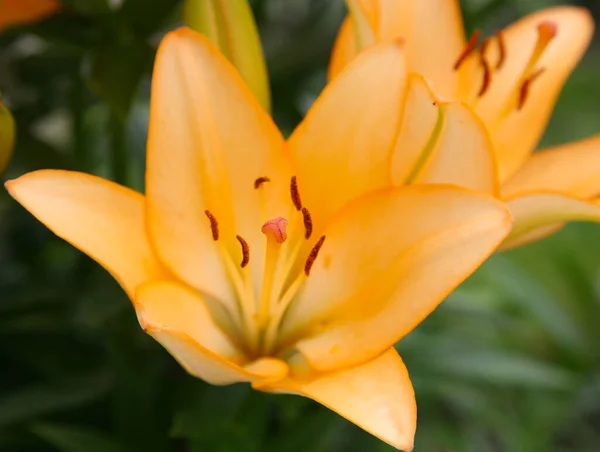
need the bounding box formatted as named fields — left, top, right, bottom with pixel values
left=257, top=217, right=288, bottom=330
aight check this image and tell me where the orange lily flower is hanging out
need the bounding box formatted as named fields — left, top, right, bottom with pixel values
left=5, top=29, right=512, bottom=449
left=0, top=0, right=60, bottom=31
left=331, top=1, right=599, bottom=248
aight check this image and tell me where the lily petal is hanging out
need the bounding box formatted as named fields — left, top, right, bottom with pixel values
left=289, top=40, right=407, bottom=231
left=381, top=0, right=465, bottom=99
left=280, top=185, right=511, bottom=372
left=410, top=96, right=498, bottom=194
left=474, top=7, right=594, bottom=181
left=499, top=224, right=563, bottom=250
left=502, top=134, right=600, bottom=199
left=391, top=75, right=442, bottom=186
left=136, top=280, right=289, bottom=385
left=5, top=170, right=166, bottom=298
left=146, top=28, right=291, bottom=306
left=256, top=348, right=416, bottom=451
left=329, top=0, right=465, bottom=98
left=501, top=191, right=600, bottom=249
left=328, top=17, right=358, bottom=81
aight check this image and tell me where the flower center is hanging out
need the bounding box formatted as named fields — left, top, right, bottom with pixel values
left=454, top=21, right=558, bottom=111
left=204, top=176, right=326, bottom=359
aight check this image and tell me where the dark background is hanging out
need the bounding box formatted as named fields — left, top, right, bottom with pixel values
left=1, top=0, right=600, bottom=451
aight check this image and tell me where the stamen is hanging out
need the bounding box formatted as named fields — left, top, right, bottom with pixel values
left=478, top=39, right=492, bottom=97
left=290, top=176, right=302, bottom=211
left=521, top=21, right=557, bottom=80
left=236, top=235, right=250, bottom=267
left=301, top=207, right=313, bottom=239
left=204, top=210, right=219, bottom=240
left=518, top=68, right=545, bottom=110
left=305, top=236, right=326, bottom=276
left=254, top=176, right=270, bottom=189
left=454, top=29, right=481, bottom=70
left=494, top=30, right=506, bottom=69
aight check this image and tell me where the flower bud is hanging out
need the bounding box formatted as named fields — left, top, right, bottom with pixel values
left=345, top=0, right=376, bottom=51
left=0, top=100, right=15, bottom=174
left=184, top=0, right=271, bottom=112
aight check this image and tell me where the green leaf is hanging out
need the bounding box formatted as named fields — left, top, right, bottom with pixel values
left=432, top=349, right=574, bottom=389
left=265, top=405, right=339, bottom=452
left=484, top=255, right=588, bottom=354
left=32, top=423, right=132, bottom=452
left=0, top=374, right=111, bottom=426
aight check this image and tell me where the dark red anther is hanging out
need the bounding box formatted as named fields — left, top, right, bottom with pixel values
left=301, top=207, right=313, bottom=239
left=477, top=45, right=492, bottom=97
left=290, top=176, right=302, bottom=211
left=494, top=30, right=506, bottom=69
left=518, top=68, right=545, bottom=110
left=454, top=29, right=481, bottom=70
left=236, top=235, right=250, bottom=268
left=204, top=210, right=219, bottom=241
left=254, top=177, right=270, bottom=189
left=305, top=236, right=326, bottom=276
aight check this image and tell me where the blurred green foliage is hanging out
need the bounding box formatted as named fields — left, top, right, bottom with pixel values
left=1, top=0, right=600, bottom=451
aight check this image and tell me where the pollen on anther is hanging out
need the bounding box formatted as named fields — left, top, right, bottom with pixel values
left=301, top=207, right=313, bottom=239
left=454, top=29, right=481, bottom=70
left=478, top=45, right=492, bottom=97
left=494, top=30, right=506, bottom=69
left=236, top=235, right=250, bottom=268
left=290, top=176, right=302, bottom=211
left=254, top=177, right=270, bottom=189
left=305, top=236, right=326, bottom=276
left=518, top=68, right=545, bottom=110
left=204, top=210, right=219, bottom=240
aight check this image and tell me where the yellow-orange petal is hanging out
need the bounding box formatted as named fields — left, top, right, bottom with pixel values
left=0, top=0, right=59, bottom=31
left=328, top=17, right=358, bottom=81
left=256, top=348, right=416, bottom=451
left=280, top=185, right=511, bottom=372
left=499, top=224, right=563, bottom=250
left=146, top=28, right=291, bottom=306
left=415, top=102, right=497, bottom=193
left=329, top=0, right=466, bottom=98
left=5, top=170, right=167, bottom=298
left=474, top=7, right=594, bottom=182
left=136, top=280, right=288, bottom=385
left=381, top=0, right=466, bottom=99
left=289, top=40, right=407, bottom=232
left=501, top=191, right=600, bottom=249
left=502, top=134, right=600, bottom=199
left=391, top=74, right=442, bottom=185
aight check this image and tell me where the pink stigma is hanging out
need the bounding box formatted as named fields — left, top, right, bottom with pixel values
left=261, top=217, right=288, bottom=243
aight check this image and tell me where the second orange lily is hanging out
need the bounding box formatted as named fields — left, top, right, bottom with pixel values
left=331, top=0, right=600, bottom=249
